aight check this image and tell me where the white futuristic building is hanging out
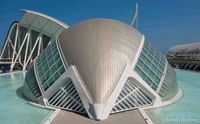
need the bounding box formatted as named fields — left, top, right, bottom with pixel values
left=1, top=10, right=179, bottom=120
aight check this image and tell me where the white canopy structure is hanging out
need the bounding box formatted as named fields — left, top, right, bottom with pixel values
left=0, top=9, right=68, bottom=71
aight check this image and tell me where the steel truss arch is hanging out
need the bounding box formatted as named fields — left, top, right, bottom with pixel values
left=0, top=10, right=69, bottom=71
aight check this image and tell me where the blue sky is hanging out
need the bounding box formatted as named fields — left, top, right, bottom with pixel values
left=0, top=0, right=200, bottom=52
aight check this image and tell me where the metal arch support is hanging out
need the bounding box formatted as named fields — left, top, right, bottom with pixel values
left=194, top=64, right=200, bottom=70
left=10, top=31, right=30, bottom=71
left=23, top=35, right=41, bottom=70
left=130, top=2, right=138, bottom=27
left=0, top=9, right=69, bottom=71
left=8, top=27, right=42, bottom=71
left=4, top=21, right=62, bottom=71
left=0, top=23, right=18, bottom=58
left=22, top=19, right=51, bottom=70
left=11, top=24, right=19, bottom=64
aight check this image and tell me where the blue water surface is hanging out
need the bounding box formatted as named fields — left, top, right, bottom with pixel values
left=0, top=72, right=52, bottom=124
left=0, top=69, right=200, bottom=124
left=148, top=69, right=200, bottom=124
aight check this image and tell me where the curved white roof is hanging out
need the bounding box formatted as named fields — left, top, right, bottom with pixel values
left=19, top=9, right=69, bottom=36
left=59, top=19, right=143, bottom=103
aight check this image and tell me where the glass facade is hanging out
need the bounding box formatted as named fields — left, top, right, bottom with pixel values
left=23, top=66, right=42, bottom=101
left=22, top=38, right=87, bottom=114
left=134, top=40, right=166, bottom=91
left=159, top=64, right=179, bottom=100
left=34, top=40, right=66, bottom=92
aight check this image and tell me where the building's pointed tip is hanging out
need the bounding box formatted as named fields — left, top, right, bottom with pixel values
left=89, top=104, right=107, bottom=120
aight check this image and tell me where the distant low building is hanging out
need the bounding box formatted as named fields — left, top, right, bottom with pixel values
left=167, top=42, right=200, bottom=71
left=168, top=42, right=200, bottom=54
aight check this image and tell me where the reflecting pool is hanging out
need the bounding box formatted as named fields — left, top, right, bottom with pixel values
left=0, top=72, right=52, bottom=124
left=1, top=69, right=200, bottom=124
left=147, top=69, right=200, bottom=124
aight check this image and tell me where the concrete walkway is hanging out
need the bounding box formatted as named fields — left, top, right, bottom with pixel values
left=50, top=109, right=147, bottom=124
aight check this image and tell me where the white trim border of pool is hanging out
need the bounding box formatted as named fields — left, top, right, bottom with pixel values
left=42, top=109, right=61, bottom=124
left=22, top=98, right=60, bottom=124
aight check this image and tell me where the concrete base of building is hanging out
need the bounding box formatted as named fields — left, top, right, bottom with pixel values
left=49, top=109, right=148, bottom=124
left=144, top=88, right=183, bottom=110
left=158, top=88, right=183, bottom=108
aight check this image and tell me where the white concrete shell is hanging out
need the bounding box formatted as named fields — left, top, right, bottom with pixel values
left=59, top=19, right=142, bottom=103
left=20, top=9, right=69, bottom=36
left=57, top=19, right=162, bottom=120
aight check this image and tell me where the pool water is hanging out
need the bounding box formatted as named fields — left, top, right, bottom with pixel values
left=0, top=70, right=200, bottom=124
left=0, top=72, right=52, bottom=124
left=147, top=69, right=200, bottom=124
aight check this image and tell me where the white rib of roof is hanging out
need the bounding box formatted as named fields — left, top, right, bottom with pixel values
left=19, top=9, right=69, bottom=36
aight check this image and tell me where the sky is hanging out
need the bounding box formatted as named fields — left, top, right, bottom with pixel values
left=0, top=0, right=200, bottom=53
